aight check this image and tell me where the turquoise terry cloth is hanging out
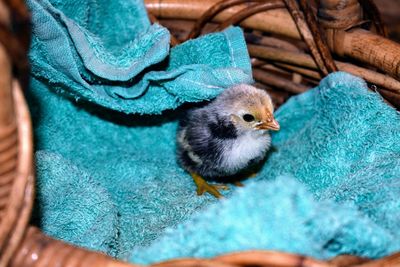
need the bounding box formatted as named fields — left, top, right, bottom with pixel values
left=129, top=72, right=400, bottom=263
left=30, top=71, right=400, bottom=262
left=27, top=0, right=252, bottom=114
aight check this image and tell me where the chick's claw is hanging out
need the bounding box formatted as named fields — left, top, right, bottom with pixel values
left=214, top=184, right=229, bottom=190
left=196, top=183, right=224, bottom=199
left=191, top=173, right=227, bottom=199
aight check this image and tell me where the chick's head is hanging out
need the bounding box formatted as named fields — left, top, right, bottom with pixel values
left=214, top=84, right=280, bottom=133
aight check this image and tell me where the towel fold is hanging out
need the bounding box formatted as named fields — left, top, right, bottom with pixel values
left=27, top=0, right=252, bottom=114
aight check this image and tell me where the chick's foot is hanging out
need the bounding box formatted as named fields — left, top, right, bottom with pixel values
left=191, top=173, right=228, bottom=199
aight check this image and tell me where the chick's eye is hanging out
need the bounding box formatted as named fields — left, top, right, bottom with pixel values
left=242, top=114, right=255, bottom=122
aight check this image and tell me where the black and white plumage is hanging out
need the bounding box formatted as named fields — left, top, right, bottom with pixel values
left=177, top=84, right=280, bottom=198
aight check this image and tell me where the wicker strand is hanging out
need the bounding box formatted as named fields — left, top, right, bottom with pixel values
left=274, top=62, right=321, bottom=80
left=358, top=0, right=388, bottom=37
left=244, top=32, right=300, bottom=52
left=214, top=251, right=334, bottom=267
left=0, top=0, right=31, bottom=90
left=355, top=252, right=400, bottom=267
left=328, top=255, right=369, bottom=267
left=317, top=0, right=363, bottom=30
left=186, top=0, right=266, bottom=40
left=253, top=68, right=310, bottom=94
left=248, top=44, right=400, bottom=94
left=2, top=0, right=31, bottom=53
left=0, top=23, right=17, bottom=261
left=283, top=0, right=330, bottom=76
left=297, top=0, right=338, bottom=73
left=214, top=1, right=285, bottom=32
left=10, top=227, right=140, bottom=267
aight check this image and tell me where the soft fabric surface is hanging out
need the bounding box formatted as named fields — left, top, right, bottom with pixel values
left=27, top=0, right=400, bottom=262
left=30, top=76, right=218, bottom=258
left=130, top=72, right=400, bottom=263
left=27, top=0, right=252, bottom=114
left=27, top=0, right=253, bottom=257
left=30, top=71, right=400, bottom=262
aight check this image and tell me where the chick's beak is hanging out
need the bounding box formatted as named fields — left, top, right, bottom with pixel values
left=256, top=118, right=280, bottom=131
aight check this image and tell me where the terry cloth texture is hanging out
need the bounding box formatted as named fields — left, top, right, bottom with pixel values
left=130, top=72, right=400, bottom=263
left=27, top=0, right=253, bottom=114
left=29, top=70, right=400, bottom=262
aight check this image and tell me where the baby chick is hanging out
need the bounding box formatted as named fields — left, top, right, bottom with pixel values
left=177, top=84, right=280, bottom=198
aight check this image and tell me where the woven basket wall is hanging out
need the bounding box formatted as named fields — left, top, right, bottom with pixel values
left=0, top=0, right=399, bottom=267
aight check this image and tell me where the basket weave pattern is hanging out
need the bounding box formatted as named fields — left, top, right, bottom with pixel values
left=147, top=0, right=400, bottom=108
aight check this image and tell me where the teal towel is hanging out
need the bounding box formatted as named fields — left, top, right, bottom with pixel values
left=28, top=0, right=252, bottom=256
left=130, top=73, right=400, bottom=263
left=130, top=72, right=400, bottom=263
left=30, top=72, right=400, bottom=262
left=131, top=177, right=396, bottom=264
left=27, top=0, right=252, bottom=114
left=33, top=151, right=118, bottom=253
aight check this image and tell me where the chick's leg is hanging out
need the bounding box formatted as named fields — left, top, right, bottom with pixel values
left=191, top=173, right=227, bottom=199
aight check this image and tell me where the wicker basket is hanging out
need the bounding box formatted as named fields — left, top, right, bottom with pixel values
left=0, top=0, right=400, bottom=266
